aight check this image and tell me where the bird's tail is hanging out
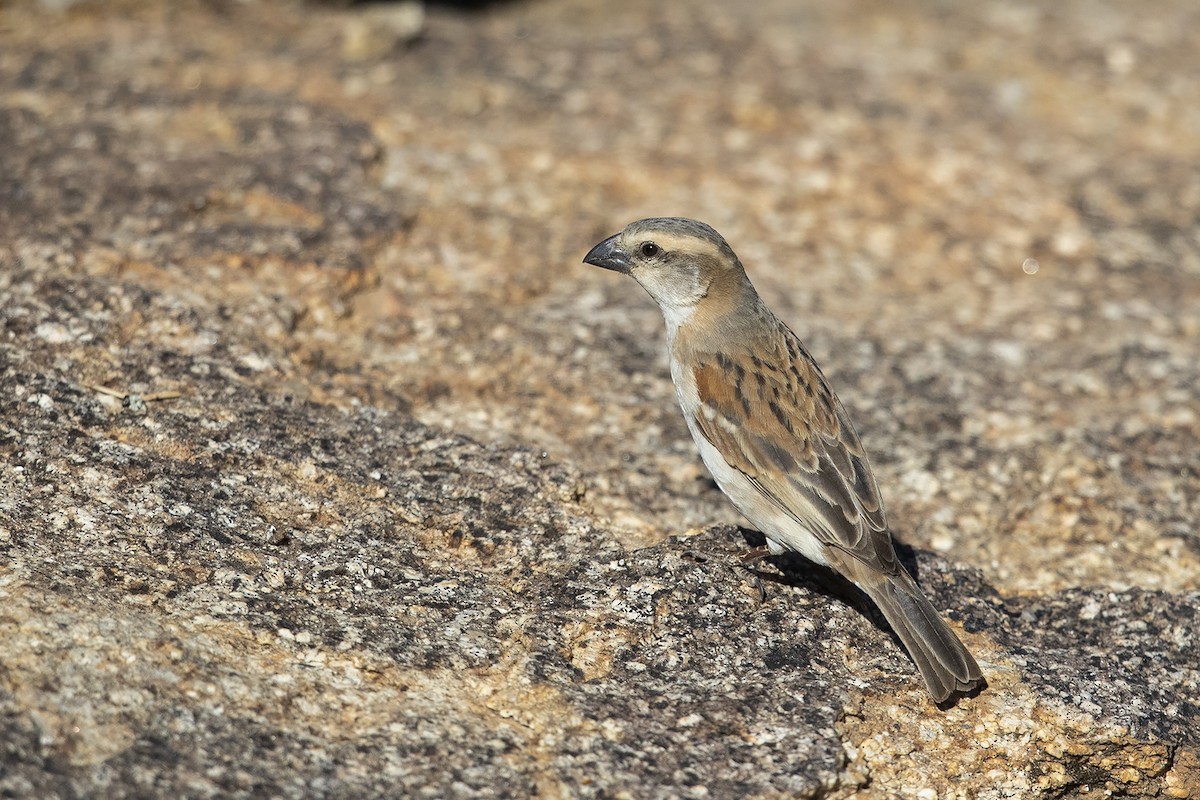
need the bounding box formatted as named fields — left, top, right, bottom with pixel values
left=857, top=567, right=984, bottom=703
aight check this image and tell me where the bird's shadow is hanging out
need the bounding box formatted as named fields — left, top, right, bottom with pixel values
left=726, top=527, right=984, bottom=709
left=730, top=526, right=907, bottom=635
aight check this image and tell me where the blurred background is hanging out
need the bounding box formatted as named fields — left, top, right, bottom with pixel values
left=4, top=1, right=1200, bottom=794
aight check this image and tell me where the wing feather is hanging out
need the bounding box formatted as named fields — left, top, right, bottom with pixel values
left=691, top=324, right=895, bottom=573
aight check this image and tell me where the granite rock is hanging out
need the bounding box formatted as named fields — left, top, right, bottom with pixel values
left=1, top=0, right=1198, bottom=797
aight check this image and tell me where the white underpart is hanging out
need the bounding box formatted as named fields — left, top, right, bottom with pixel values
left=659, top=303, right=698, bottom=336
left=669, top=355, right=831, bottom=567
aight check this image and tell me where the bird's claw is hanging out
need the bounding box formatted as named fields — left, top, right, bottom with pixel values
left=682, top=547, right=769, bottom=606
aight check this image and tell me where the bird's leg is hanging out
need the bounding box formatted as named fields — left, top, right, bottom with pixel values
left=682, top=546, right=770, bottom=606
left=681, top=544, right=772, bottom=568
left=733, top=545, right=774, bottom=604
left=738, top=545, right=773, bottom=567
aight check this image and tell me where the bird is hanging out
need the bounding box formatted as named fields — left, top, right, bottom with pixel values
left=583, top=217, right=983, bottom=702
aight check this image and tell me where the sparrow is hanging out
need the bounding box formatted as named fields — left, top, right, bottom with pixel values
left=584, top=217, right=983, bottom=702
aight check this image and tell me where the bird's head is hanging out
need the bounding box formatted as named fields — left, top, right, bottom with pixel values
left=583, top=218, right=748, bottom=322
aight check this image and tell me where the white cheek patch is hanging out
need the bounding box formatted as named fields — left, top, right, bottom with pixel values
left=633, top=264, right=706, bottom=332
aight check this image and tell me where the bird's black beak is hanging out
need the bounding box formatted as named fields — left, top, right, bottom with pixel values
left=583, top=233, right=631, bottom=274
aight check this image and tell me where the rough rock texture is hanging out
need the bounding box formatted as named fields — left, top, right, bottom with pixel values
left=1, top=0, right=1198, bottom=797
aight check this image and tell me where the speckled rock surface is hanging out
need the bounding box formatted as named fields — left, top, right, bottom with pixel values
left=1, top=0, right=1198, bottom=797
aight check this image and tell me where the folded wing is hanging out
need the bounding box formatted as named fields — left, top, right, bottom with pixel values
left=691, top=325, right=896, bottom=575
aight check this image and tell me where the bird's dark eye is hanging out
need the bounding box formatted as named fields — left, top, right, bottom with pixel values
left=639, top=242, right=661, bottom=258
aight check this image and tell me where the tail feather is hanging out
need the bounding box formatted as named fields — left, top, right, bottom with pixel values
left=859, top=569, right=983, bottom=702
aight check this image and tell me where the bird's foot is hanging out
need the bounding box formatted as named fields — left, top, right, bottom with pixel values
left=683, top=547, right=771, bottom=605
left=738, top=545, right=773, bottom=567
